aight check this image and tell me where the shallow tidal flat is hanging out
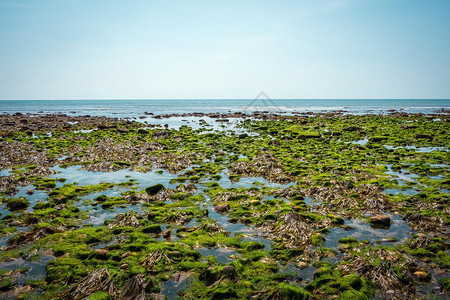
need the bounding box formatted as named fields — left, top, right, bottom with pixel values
left=0, top=112, right=449, bottom=299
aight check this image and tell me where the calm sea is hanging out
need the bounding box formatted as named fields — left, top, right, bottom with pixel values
left=0, top=99, right=449, bottom=118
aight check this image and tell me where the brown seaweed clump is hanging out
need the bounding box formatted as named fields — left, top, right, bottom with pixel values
left=263, top=212, right=314, bottom=249
left=337, top=247, right=420, bottom=298
left=107, top=211, right=141, bottom=229
left=59, top=268, right=116, bottom=300
left=311, top=181, right=392, bottom=217
left=229, top=154, right=293, bottom=183
left=404, top=213, right=448, bottom=235
left=58, top=268, right=148, bottom=300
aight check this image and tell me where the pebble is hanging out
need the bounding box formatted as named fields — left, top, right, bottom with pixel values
left=413, top=271, right=429, bottom=280
left=297, top=261, right=309, bottom=269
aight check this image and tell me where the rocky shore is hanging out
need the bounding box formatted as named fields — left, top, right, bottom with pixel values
left=0, top=112, right=449, bottom=299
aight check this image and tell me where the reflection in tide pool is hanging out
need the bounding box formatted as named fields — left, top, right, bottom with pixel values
left=324, top=215, right=414, bottom=249
left=162, top=275, right=195, bottom=300
left=49, top=165, right=180, bottom=189
left=0, top=169, right=11, bottom=177
left=202, top=195, right=272, bottom=251
left=0, top=255, right=55, bottom=285
left=384, top=145, right=448, bottom=153
left=138, top=116, right=253, bottom=137
left=383, top=188, right=419, bottom=195
left=384, top=164, right=419, bottom=185
left=278, top=262, right=316, bottom=283
left=85, top=206, right=143, bottom=227
left=196, top=247, right=237, bottom=264
left=350, top=138, right=369, bottom=146
left=216, top=170, right=294, bottom=189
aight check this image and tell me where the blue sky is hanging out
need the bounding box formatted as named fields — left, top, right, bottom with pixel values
left=0, top=0, right=449, bottom=99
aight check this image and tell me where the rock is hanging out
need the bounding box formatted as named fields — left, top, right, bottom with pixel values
left=10, top=220, right=23, bottom=226
left=43, top=249, right=54, bottom=256
left=342, top=225, right=354, bottom=231
left=25, top=216, right=39, bottom=225
left=413, top=271, right=429, bottom=280
left=291, top=205, right=303, bottom=212
left=381, top=237, right=398, bottom=242
left=55, top=204, right=66, bottom=210
left=94, top=249, right=108, bottom=259
left=170, top=271, right=192, bottom=283
left=199, top=266, right=239, bottom=286
left=249, top=199, right=260, bottom=205
left=8, top=285, right=33, bottom=297
left=214, top=204, right=230, bottom=213
left=297, top=261, right=309, bottom=269
left=143, top=224, right=162, bottom=234
left=338, top=243, right=353, bottom=251
left=145, top=184, right=165, bottom=195
left=162, top=229, right=171, bottom=239
left=6, top=197, right=29, bottom=211
left=120, top=263, right=128, bottom=269
left=435, top=268, right=446, bottom=276
left=5, top=257, right=17, bottom=262
left=370, top=214, right=391, bottom=227
left=137, top=128, right=149, bottom=134
left=260, top=257, right=276, bottom=264
left=26, top=189, right=34, bottom=195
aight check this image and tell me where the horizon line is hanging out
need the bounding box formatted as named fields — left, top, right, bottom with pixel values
left=1, top=98, right=450, bottom=101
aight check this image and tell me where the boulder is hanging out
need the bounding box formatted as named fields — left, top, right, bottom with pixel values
left=213, top=204, right=230, bottom=213
left=370, top=214, right=391, bottom=228
left=94, top=249, right=108, bottom=259
left=145, top=184, right=165, bottom=195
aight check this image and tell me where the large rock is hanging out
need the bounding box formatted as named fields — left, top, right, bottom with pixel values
left=145, top=184, right=165, bottom=195
left=370, top=214, right=391, bottom=228
left=213, top=204, right=230, bottom=213
left=413, top=271, right=429, bottom=280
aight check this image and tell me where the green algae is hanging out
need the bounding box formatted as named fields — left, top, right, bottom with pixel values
left=2, top=196, right=29, bottom=211
left=305, top=263, right=374, bottom=299
left=0, top=113, right=449, bottom=299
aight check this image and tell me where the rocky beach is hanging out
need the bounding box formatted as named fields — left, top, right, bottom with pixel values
left=0, top=110, right=448, bottom=299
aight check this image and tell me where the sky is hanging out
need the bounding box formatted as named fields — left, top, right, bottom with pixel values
left=0, top=0, right=449, bottom=100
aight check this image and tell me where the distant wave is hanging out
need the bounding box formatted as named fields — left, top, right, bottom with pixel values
left=0, top=99, right=449, bottom=117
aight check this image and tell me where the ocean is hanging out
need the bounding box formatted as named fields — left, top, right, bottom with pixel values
left=0, top=99, right=449, bottom=118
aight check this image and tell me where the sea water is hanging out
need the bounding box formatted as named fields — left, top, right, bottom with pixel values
left=0, top=99, right=449, bottom=117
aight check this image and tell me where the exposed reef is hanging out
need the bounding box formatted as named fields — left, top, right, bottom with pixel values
left=0, top=112, right=449, bottom=299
